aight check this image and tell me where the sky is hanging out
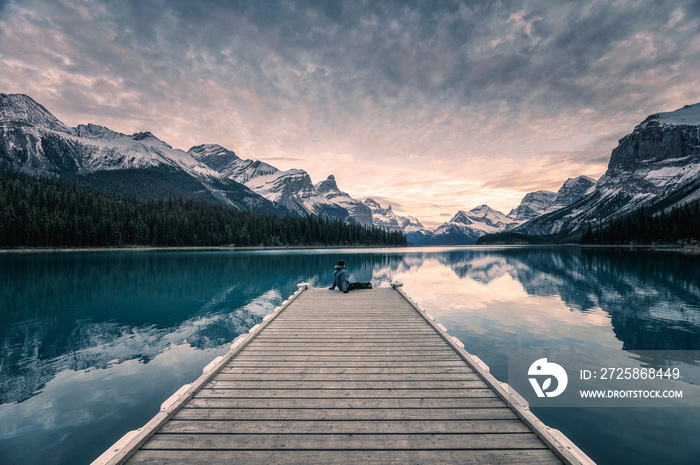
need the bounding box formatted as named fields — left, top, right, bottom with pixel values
left=1, top=0, right=700, bottom=228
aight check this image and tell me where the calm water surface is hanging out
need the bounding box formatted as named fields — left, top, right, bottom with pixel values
left=1, top=247, right=699, bottom=464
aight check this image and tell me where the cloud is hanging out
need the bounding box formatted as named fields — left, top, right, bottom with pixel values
left=2, top=0, right=700, bottom=225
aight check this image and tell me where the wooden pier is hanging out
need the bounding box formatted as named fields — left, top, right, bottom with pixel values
left=96, top=285, right=593, bottom=464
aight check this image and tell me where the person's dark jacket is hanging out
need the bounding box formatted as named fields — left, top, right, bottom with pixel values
left=330, top=265, right=348, bottom=292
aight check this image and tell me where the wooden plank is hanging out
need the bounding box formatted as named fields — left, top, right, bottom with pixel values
left=258, top=326, right=435, bottom=331
left=272, top=319, right=426, bottom=322
left=266, top=326, right=435, bottom=332
left=170, top=407, right=518, bottom=421
left=285, top=308, right=418, bottom=312
left=160, top=419, right=532, bottom=434
left=240, top=346, right=458, bottom=352
left=142, top=432, right=547, bottom=450
left=194, top=388, right=499, bottom=399
left=265, top=315, right=428, bottom=320
left=244, top=341, right=449, bottom=347
left=183, top=397, right=505, bottom=409
left=270, top=317, right=428, bottom=321
left=205, top=380, right=489, bottom=389
left=242, top=345, right=452, bottom=350
left=287, top=312, right=423, bottom=315
left=230, top=356, right=465, bottom=362
left=247, top=341, right=447, bottom=345
left=259, top=328, right=440, bottom=332
left=280, top=308, right=419, bottom=311
left=219, top=366, right=476, bottom=374
left=128, top=449, right=563, bottom=465
left=224, top=360, right=470, bottom=368
left=116, top=287, right=580, bottom=465
left=263, top=321, right=430, bottom=324
left=236, top=351, right=460, bottom=356
left=251, top=337, right=446, bottom=341
left=258, top=332, right=440, bottom=336
left=255, top=332, right=443, bottom=336
left=213, top=373, right=482, bottom=381
left=249, top=325, right=433, bottom=329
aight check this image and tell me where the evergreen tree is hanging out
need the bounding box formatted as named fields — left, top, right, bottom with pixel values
left=581, top=200, right=700, bottom=245
left=0, top=171, right=408, bottom=248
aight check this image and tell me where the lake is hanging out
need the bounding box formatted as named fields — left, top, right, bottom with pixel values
left=1, top=246, right=699, bottom=464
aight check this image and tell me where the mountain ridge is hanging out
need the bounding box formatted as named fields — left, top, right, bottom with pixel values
left=189, top=144, right=373, bottom=225
left=513, top=103, right=700, bottom=237
left=4, top=93, right=699, bottom=244
left=364, top=198, right=430, bottom=244
left=0, top=94, right=384, bottom=224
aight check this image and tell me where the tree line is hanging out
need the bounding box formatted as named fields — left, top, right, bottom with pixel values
left=581, top=200, right=700, bottom=245
left=0, top=171, right=407, bottom=248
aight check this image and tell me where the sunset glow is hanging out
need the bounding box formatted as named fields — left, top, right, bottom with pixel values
left=2, top=1, right=700, bottom=226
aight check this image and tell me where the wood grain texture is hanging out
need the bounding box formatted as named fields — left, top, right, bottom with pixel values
left=125, top=287, right=562, bottom=464
left=128, top=449, right=563, bottom=464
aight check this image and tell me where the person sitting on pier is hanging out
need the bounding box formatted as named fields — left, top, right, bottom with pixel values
left=329, top=260, right=372, bottom=293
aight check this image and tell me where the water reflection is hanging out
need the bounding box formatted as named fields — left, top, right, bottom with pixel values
left=430, top=248, right=700, bottom=351
left=0, top=251, right=406, bottom=405
left=1, top=247, right=699, bottom=465
left=3, top=248, right=699, bottom=405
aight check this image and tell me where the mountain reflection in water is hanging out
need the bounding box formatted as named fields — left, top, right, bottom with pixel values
left=1, top=247, right=699, bottom=465
left=433, top=248, right=700, bottom=351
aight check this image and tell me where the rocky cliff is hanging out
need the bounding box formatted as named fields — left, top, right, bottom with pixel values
left=517, top=103, right=700, bottom=236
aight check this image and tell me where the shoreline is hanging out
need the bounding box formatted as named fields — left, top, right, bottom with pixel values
left=1, top=243, right=699, bottom=254
left=0, top=244, right=412, bottom=254
left=579, top=243, right=700, bottom=253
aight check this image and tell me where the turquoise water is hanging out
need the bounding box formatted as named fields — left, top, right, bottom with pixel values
left=1, top=247, right=699, bottom=464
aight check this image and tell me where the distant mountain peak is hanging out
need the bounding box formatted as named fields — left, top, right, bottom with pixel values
left=189, top=143, right=235, bottom=155
left=420, top=205, right=509, bottom=245
left=507, top=190, right=557, bottom=223
left=316, top=174, right=339, bottom=193
left=450, top=205, right=509, bottom=225
left=553, top=175, right=596, bottom=208
left=0, top=93, right=68, bottom=132
left=188, top=144, right=241, bottom=173
left=562, top=175, right=595, bottom=186
left=467, top=204, right=503, bottom=217
left=450, top=211, right=474, bottom=225
left=132, top=131, right=155, bottom=141
left=637, top=102, right=700, bottom=130
left=517, top=102, right=700, bottom=236
left=364, top=198, right=381, bottom=208
left=364, top=197, right=395, bottom=212
left=129, top=131, right=172, bottom=149
left=73, top=123, right=121, bottom=140
left=363, top=197, right=427, bottom=241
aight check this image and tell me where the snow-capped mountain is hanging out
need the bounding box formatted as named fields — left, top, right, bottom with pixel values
left=188, top=144, right=372, bottom=225
left=364, top=198, right=430, bottom=243
left=431, top=101, right=700, bottom=244
left=422, top=175, right=598, bottom=245
left=0, top=93, right=415, bottom=229
left=314, top=175, right=373, bottom=226
left=506, top=176, right=596, bottom=230
left=421, top=205, right=511, bottom=245
left=0, top=93, right=285, bottom=214
left=517, top=103, right=700, bottom=236
left=551, top=176, right=596, bottom=210
left=0, top=93, right=69, bottom=132
left=506, top=190, right=557, bottom=227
